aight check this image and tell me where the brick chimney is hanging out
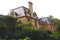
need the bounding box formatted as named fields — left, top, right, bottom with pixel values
left=28, top=1, right=33, bottom=17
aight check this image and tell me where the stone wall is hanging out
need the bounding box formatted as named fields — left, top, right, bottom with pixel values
left=17, top=17, right=28, bottom=23
left=17, top=16, right=41, bottom=28
left=44, top=24, right=55, bottom=31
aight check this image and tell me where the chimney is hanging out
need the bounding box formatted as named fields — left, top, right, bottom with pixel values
left=28, top=1, right=33, bottom=17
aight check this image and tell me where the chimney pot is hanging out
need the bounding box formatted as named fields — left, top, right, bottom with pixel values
left=28, top=1, right=33, bottom=5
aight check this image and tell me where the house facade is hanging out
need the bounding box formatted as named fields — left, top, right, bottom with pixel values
left=8, top=2, right=55, bottom=31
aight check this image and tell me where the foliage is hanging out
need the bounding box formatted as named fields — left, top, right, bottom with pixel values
left=0, top=15, right=60, bottom=40
left=53, top=18, right=60, bottom=32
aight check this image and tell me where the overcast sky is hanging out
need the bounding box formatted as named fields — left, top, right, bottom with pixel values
left=0, top=0, right=60, bottom=19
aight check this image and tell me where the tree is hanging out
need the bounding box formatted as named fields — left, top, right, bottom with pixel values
left=53, top=18, right=60, bottom=32
left=0, top=16, right=17, bottom=39
left=48, top=15, right=54, bottom=20
left=1, top=15, right=60, bottom=40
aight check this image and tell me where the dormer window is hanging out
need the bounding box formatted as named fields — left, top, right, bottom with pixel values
left=25, top=9, right=31, bottom=17
left=15, top=12, right=18, bottom=17
left=10, top=11, right=14, bottom=16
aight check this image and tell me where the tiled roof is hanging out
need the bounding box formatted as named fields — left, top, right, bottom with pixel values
left=39, top=17, right=53, bottom=24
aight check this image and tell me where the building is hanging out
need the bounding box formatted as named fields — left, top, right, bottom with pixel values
left=39, top=17, right=55, bottom=31
left=8, top=2, right=41, bottom=29
left=8, top=2, right=54, bottom=31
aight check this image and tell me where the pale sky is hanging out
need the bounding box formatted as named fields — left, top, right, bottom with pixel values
left=0, top=0, right=60, bottom=19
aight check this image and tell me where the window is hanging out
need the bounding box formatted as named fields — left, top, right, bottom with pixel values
left=15, top=12, right=18, bottom=17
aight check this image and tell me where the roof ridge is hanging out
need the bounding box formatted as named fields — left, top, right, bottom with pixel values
left=10, top=6, right=28, bottom=11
